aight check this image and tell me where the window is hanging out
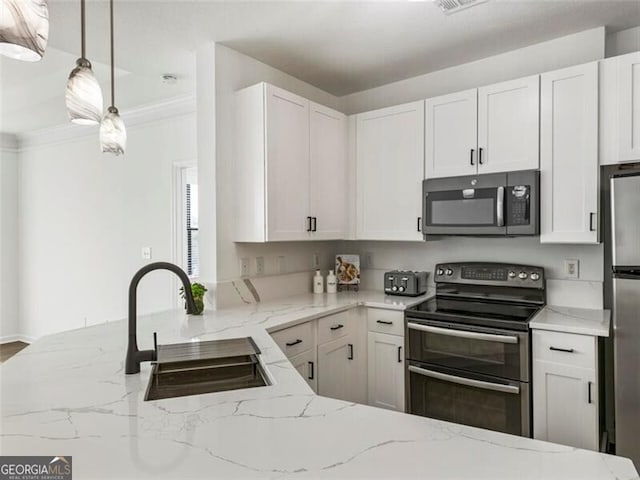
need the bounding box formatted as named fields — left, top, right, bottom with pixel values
left=181, top=166, right=199, bottom=277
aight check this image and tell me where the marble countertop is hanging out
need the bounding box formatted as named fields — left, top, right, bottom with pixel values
left=530, top=305, right=611, bottom=337
left=1, top=290, right=636, bottom=479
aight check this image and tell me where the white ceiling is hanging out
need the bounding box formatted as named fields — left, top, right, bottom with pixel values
left=1, top=0, right=639, bottom=134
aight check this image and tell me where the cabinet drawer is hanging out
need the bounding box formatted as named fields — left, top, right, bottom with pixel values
left=271, top=321, right=314, bottom=359
left=533, top=330, right=596, bottom=369
left=367, top=308, right=404, bottom=336
left=317, top=311, right=352, bottom=345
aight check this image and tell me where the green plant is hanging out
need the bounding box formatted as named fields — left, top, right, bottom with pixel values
left=180, top=282, right=208, bottom=315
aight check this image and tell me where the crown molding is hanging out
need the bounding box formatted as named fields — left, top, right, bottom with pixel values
left=16, top=95, right=196, bottom=150
left=0, top=132, right=20, bottom=152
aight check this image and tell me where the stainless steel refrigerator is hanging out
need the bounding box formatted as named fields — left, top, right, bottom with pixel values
left=610, top=171, right=640, bottom=468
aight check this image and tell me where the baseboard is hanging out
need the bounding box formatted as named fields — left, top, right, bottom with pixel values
left=0, top=335, right=36, bottom=345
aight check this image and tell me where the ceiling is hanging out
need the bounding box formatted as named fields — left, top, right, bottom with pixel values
left=1, top=0, right=639, bottom=134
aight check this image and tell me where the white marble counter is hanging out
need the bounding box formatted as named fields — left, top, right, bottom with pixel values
left=1, top=290, right=636, bottom=479
left=530, top=305, right=611, bottom=337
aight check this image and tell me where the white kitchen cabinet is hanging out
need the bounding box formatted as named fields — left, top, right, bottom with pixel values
left=317, top=332, right=366, bottom=404
left=289, top=349, right=317, bottom=393
left=477, top=75, right=540, bottom=174
left=425, top=75, right=539, bottom=179
left=533, top=330, right=599, bottom=451
left=234, top=83, right=347, bottom=242
left=540, top=62, right=599, bottom=244
left=309, top=102, right=348, bottom=239
left=367, top=332, right=405, bottom=412
left=600, top=52, right=640, bottom=165
left=356, top=101, right=424, bottom=241
left=425, top=89, right=478, bottom=179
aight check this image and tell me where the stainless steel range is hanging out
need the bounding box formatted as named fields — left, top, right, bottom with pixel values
left=404, top=262, right=545, bottom=437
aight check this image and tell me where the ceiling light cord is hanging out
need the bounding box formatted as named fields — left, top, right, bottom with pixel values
left=110, top=0, right=115, bottom=108
left=80, top=0, right=86, bottom=59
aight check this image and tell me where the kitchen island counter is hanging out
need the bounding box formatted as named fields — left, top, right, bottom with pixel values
left=1, top=290, right=637, bottom=479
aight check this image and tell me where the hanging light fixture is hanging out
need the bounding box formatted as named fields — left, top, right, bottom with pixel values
left=100, top=0, right=125, bottom=155
left=65, top=0, right=103, bottom=125
left=0, top=0, right=49, bottom=61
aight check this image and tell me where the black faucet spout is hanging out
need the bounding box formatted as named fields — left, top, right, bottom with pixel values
left=125, top=262, right=198, bottom=374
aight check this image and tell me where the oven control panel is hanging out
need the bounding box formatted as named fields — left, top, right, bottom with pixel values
left=434, top=262, right=544, bottom=288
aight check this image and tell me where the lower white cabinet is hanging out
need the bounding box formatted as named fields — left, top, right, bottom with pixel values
left=289, top=349, right=317, bottom=393
left=367, top=332, right=405, bottom=411
left=532, top=330, right=599, bottom=450
left=317, top=331, right=367, bottom=404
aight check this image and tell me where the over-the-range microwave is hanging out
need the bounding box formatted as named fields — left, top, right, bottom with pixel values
left=422, top=170, right=539, bottom=237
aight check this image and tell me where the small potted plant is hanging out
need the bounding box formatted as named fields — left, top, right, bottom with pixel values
left=180, top=282, right=208, bottom=315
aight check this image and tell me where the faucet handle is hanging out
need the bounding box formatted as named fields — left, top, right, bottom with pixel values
left=153, top=332, right=158, bottom=362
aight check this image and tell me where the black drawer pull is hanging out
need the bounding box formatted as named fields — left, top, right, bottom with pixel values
left=348, top=343, right=354, bottom=360
left=397, top=346, right=402, bottom=363
left=286, top=339, right=302, bottom=347
left=549, top=346, right=574, bottom=353
left=588, top=381, right=593, bottom=404
left=330, top=324, right=344, bottom=331
left=308, top=361, right=314, bottom=380
left=376, top=320, right=393, bottom=325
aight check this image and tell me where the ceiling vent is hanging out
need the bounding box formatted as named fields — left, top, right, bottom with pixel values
left=436, top=0, right=488, bottom=15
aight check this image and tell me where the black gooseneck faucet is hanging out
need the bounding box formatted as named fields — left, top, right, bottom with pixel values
left=125, top=262, right=198, bottom=374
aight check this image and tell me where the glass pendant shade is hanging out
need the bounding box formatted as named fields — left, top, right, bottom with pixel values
left=65, top=58, right=103, bottom=125
left=0, top=0, right=49, bottom=61
left=100, top=106, right=126, bottom=155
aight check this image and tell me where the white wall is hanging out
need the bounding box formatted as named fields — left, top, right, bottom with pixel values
left=207, top=43, right=345, bottom=282
left=343, top=27, right=605, bottom=114
left=17, top=113, right=196, bottom=339
left=606, top=26, right=640, bottom=57
left=0, top=137, right=20, bottom=341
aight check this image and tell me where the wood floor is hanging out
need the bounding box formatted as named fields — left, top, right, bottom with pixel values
left=0, top=341, right=29, bottom=363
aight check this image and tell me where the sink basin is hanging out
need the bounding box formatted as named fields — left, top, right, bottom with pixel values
left=144, top=337, right=270, bottom=401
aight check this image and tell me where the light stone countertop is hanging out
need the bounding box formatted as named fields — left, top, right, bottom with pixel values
left=1, top=290, right=637, bottom=480
left=529, top=305, right=611, bottom=337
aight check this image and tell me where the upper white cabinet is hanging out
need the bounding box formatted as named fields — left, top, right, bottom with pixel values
left=540, top=62, right=599, bottom=244
left=356, top=101, right=424, bottom=241
left=425, top=75, right=540, bottom=178
left=425, top=89, right=478, bottom=178
left=234, top=83, right=347, bottom=242
left=600, top=52, right=640, bottom=164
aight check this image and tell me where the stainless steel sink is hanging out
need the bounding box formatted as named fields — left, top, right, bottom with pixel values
left=144, top=337, right=270, bottom=401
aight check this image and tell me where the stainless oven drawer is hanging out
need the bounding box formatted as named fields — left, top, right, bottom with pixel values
left=407, top=361, right=531, bottom=437
left=406, top=318, right=530, bottom=382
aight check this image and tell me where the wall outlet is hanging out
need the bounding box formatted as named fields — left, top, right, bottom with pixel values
left=141, top=246, right=152, bottom=260
left=255, top=256, right=265, bottom=275
left=364, top=252, right=374, bottom=268
left=312, top=252, right=320, bottom=269
left=564, top=259, right=579, bottom=279
left=240, top=257, right=250, bottom=277
left=277, top=256, right=286, bottom=274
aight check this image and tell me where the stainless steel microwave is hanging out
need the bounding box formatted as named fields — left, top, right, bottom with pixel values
left=422, top=170, right=539, bottom=237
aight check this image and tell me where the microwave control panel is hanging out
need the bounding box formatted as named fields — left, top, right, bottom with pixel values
left=507, top=185, right=531, bottom=226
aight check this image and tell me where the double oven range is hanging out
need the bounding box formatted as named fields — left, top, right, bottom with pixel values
left=404, top=262, right=545, bottom=437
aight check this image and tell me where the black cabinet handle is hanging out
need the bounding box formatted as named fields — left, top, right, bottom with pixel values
left=330, top=324, right=344, bottom=331
left=549, top=346, right=574, bottom=353
left=417, top=217, right=422, bottom=232
left=478, top=147, right=483, bottom=165
left=348, top=343, right=354, bottom=360
left=308, top=361, right=314, bottom=380
left=313, top=217, right=317, bottom=232
left=306, top=216, right=312, bottom=232
left=588, top=381, right=593, bottom=404
left=376, top=320, right=393, bottom=325
left=470, top=148, right=475, bottom=166
left=397, top=346, right=402, bottom=363
left=286, top=339, right=303, bottom=347
left=589, top=213, right=596, bottom=232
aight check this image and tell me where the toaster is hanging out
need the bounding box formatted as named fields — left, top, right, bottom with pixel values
left=384, top=270, right=429, bottom=296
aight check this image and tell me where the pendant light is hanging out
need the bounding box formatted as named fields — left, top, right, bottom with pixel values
left=100, top=0, right=126, bottom=155
left=65, top=0, right=103, bottom=125
left=0, top=0, right=49, bottom=61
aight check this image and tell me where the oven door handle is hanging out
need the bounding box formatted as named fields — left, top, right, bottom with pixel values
left=408, top=365, right=520, bottom=395
left=407, top=322, right=519, bottom=344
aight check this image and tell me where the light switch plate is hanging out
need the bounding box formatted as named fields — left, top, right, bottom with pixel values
left=564, top=259, right=579, bottom=279
left=240, top=258, right=250, bottom=277
left=255, top=256, right=265, bottom=275
left=142, top=247, right=152, bottom=260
